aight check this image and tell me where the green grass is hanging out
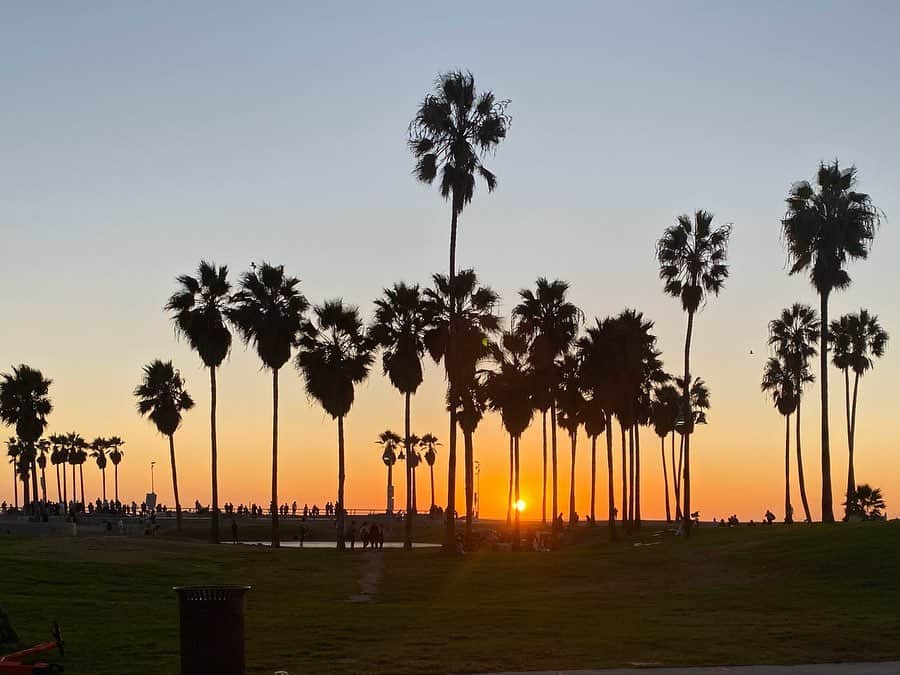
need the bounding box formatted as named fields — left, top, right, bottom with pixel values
left=1, top=522, right=899, bottom=674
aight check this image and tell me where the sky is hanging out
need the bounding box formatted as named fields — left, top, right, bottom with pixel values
left=1, top=1, right=899, bottom=522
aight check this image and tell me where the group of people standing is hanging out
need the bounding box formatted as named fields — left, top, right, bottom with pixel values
left=346, top=521, right=384, bottom=549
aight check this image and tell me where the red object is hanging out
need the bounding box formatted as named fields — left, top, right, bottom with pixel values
left=0, top=623, right=64, bottom=673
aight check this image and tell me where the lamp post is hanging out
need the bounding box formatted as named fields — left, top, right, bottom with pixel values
left=150, top=461, right=156, bottom=494
left=474, top=460, right=481, bottom=520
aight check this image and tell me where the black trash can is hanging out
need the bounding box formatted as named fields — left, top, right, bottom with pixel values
left=173, top=585, right=251, bottom=675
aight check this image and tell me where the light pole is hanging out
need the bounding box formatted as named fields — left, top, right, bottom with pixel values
left=474, top=459, right=481, bottom=520
left=150, top=461, right=156, bottom=494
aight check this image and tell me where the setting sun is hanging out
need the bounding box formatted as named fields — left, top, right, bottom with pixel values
left=515, top=499, right=526, bottom=513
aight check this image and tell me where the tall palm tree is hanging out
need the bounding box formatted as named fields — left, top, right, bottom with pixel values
left=761, top=356, right=798, bottom=523
left=6, top=438, right=20, bottom=510
left=769, top=304, right=818, bottom=523
left=166, top=261, right=233, bottom=543
left=107, top=436, right=125, bottom=503
left=370, top=282, right=429, bottom=549
left=296, top=300, right=374, bottom=550
left=134, top=360, right=195, bottom=532
left=651, top=383, right=679, bottom=523
left=782, top=161, right=881, bottom=522
left=229, top=262, right=309, bottom=548
left=0, top=365, right=53, bottom=513
left=830, top=309, right=889, bottom=513
left=556, top=352, right=584, bottom=524
left=423, top=268, right=500, bottom=550
left=513, top=279, right=582, bottom=528
left=486, top=332, right=534, bottom=550
left=89, top=437, right=109, bottom=502
left=657, top=210, right=731, bottom=535
left=420, top=433, right=440, bottom=513
left=410, top=71, right=510, bottom=552
left=377, top=430, right=401, bottom=514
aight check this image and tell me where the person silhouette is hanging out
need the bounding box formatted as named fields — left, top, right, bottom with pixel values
left=231, top=518, right=239, bottom=544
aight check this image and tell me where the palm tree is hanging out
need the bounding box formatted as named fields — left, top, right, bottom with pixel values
left=782, top=161, right=881, bottom=522
left=581, top=395, right=606, bottom=526
left=229, top=262, right=309, bottom=548
left=73, top=446, right=88, bottom=510
left=90, top=437, right=109, bottom=502
left=0, top=365, right=53, bottom=513
left=761, top=356, right=798, bottom=523
left=49, top=434, right=67, bottom=507
left=769, top=304, right=819, bottom=523
left=829, top=309, right=889, bottom=514
left=65, top=432, right=86, bottom=509
left=6, top=438, right=20, bottom=510
left=370, top=282, right=429, bottom=549
left=36, top=439, right=50, bottom=503
left=513, top=279, right=582, bottom=527
left=166, top=261, right=233, bottom=543
left=377, top=430, right=401, bottom=514
left=657, top=210, right=731, bottom=535
left=556, top=352, right=584, bottom=524
left=486, top=332, right=534, bottom=550
left=107, top=436, right=125, bottom=503
left=406, top=435, right=422, bottom=514
left=454, top=377, right=488, bottom=542
left=651, top=383, right=680, bottom=523
left=296, top=300, right=374, bottom=550
left=410, top=71, right=510, bottom=552
left=420, top=433, right=440, bottom=513
left=423, top=268, right=500, bottom=550
left=134, top=360, right=195, bottom=532
left=844, top=483, right=885, bottom=520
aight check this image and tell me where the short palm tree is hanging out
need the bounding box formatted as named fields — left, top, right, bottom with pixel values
left=0, top=365, right=53, bottom=512
left=423, top=268, right=500, bottom=550
left=657, top=210, right=731, bottom=535
left=405, top=434, right=422, bottom=513
left=6, top=438, right=20, bottom=510
left=782, top=161, right=881, bottom=522
left=49, top=434, right=68, bottom=507
left=134, top=360, right=195, bottom=532
left=166, top=260, right=233, bottom=543
left=107, top=436, right=125, bottom=503
left=419, top=433, right=440, bottom=513
left=454, top=377, right=488, bottom=541
left=370, top=282, right=429, bottom=549
left=65, top=432, right=86, bottom=507
left=90, top=437, right=109, bottom=502
left=761, top=356, right=799, bottom=523
left=73, top=447, right=88, bottom=506
left=513, top=279, right=582, bottom=527
left=410, top=71, right=510, bottom=551
left=769, top=304, right=818, bottom=523
left=580, top=394, right=607, bottom=525
left=228, top=262, right=309, bottom=548
left=296, top=300, right=373, bottom=550
left=651, top=383, right=679, bottom=523
left=830, top=309, right=889, bottom=513
left=555, top=352, right=584, bottom=524
left=377, top=430, right=401, bottom=514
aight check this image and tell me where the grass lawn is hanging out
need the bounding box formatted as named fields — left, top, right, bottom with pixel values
left=1, top=522, right=899, bottom=674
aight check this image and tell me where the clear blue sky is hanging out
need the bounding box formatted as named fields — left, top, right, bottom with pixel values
left=1, top=2, right=898, bottom=518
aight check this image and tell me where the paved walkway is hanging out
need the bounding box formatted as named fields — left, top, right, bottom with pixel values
left=491, top=663, right=900, bottom=675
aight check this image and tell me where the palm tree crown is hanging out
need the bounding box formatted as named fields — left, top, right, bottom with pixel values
left=165, top=261, right=232, bottom=368
left=830, top=309, right=889, bottom=377
left=0, top=365, right=53, bottom=444
left=134, top=361, right=195, bottom=436
left=512, top=278, right=583, bottom=369
left=370, top=282, right=429, bottom=396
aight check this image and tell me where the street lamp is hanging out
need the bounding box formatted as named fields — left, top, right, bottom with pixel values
left=474, top=460, right=481, bottom=520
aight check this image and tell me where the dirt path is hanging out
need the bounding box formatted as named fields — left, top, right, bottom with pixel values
left=347, top=550, right=383, bottom=603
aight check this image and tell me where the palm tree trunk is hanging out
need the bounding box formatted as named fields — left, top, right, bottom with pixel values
left=506, top=434, right=513, bottom=526
left=22, top=472, right=29, bottom=510
left=337, top=416, right=346, bottom=550
left=513, top=435, right=521, bottom=551
left=682, top=309, right=695, bottom=536
left=846, top=371, right=860, bottom=512
left=101, top=468, right=106, bottom=502
left=56, top=464, right=62, bottom=505
left=568, top=431, right=577, bottom=524
left=41, top=464, right=48, bottom=503
left=210, top=366, right=220, bottom=544
left=796, top=396, right=812, bottom=523
left=12, top=464, right=18, bottom=510
left=114, top=464, right=119, bottom=504
left=661, top=436, right=671, bottom=522
left=271, top=367, right=280, bottom=548
left=819, top=291, right=834, bottom=522
left=541, top=410, right=547, bottom=526
left=62, top=462, right=67, bottom=512
left=635, top=423, right=642, bottom=528
left=619, top=420, right=627, bottom=528
left=464, top=430, right=474, bottom=546
left=605, top=413, right=616, bottom=540
left=444, top=203, right=458, bottom=554
left=404, top=391, right=413, bottom=550
left=79, top=465, right=85, bottom=509
left=590, top=434, right=596, bottom=525
left=168, top=434, right=182, bottom=532
left=71, top=464, right=77, bottom=509
left=386, top=462, right=393, bottom=514
left=429, top=463, right=435, bottom=511
left=672, top=432, right=682, bottom=521
left=550, top=401, right=559, bottom=526
left=784, top=413, right=793, bottom=523
left=628, top=424, right=635, bottom=523
left=31, top=457, right=39, bottom=507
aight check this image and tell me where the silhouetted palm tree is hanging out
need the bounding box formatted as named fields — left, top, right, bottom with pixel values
left=134, top=360, right=194, bottom=531
left=370, top=282, right=429, bottom=549
left=829, top=309, right=889, bottom=515
left=6, top=438, right=20, bottom=510
left=581, top=395, right=607, bottom=525
left=0, top=365, right=53, bottom=513
left=423, top=268, right=500, bottom=550
left=556, top=352, right=584, bottom=524
left=410, top=71, right=510, bottom=551
left=36, top=439, right=50, bottom=503
left=107, top=436, right=125, bottom=503
left=651, top=383, right=679, bottom=522
left=229, top=262, right=308, bottom=548
left=486, top=332, right=534, bottom=550
left=65, top=432, right=86, bottom=508
left=166, top=260, right=233, bottom=543
left=420, top=433, right=440, bottom=513
left=761, top=356, right=798, bottom=523
left=377, top=430, right=401, bottom=515
left=844, top=483, right=885, bottom=520
left=454, top=379, right=488, bottom=542
left=513, top=279, right=582, bottom=527
left=657, top=211, right=731, bottom=535
left=782, top=161, right=881, bottom=522
left=90, top=437, right=108, bottom=502
left=49, top=434, right=67, bottom=507
left=406, top=434, right=422, bottom=514
left=769, top=304, right=818, bottom=523
left=297, top=300, right=373, bottom=549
